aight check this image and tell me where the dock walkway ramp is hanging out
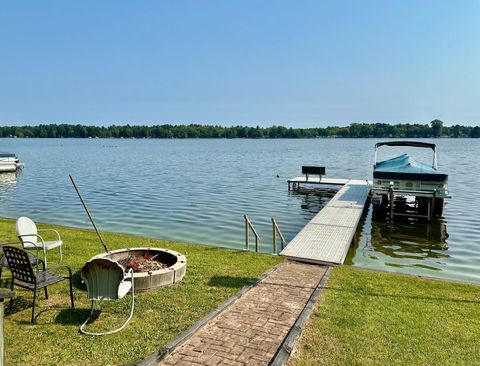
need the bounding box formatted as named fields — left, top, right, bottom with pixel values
left=281, top=180, right=370, bottom=265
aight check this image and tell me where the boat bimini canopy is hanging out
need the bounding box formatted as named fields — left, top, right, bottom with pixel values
left=374, top=141, right=437, bottom=169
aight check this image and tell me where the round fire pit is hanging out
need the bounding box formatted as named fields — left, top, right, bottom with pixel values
left=92, top=247, right=187, bottom=292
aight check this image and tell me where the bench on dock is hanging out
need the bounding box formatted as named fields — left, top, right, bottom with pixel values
left=288, top=166, right=348, bottom=190
left=302, top=166, right=325, bottom=181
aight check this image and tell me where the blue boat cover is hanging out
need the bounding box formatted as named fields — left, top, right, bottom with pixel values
left=0, top=152, right=16, bottom=158
left=374, top=154, right=448, bottom=182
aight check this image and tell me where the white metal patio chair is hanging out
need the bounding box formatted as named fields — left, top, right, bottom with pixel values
left=16, top=216, right=63, bottom=268
left=80, top=257, right=135, bottom=336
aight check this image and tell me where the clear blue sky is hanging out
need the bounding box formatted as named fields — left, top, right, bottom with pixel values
left=1, top=1, right=479, bottom=127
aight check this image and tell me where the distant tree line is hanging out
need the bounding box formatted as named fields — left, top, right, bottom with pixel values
left=1, top=120, right=479, bottom=138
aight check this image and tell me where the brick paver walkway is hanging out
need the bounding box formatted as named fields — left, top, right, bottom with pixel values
left=159, top=261, right=327, bottom=366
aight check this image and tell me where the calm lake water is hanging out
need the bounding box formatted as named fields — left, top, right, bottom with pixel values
left=0, top=138, right=479, bottom=283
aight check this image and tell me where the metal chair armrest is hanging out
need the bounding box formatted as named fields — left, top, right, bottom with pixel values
left=47, top=264, right=73, bottom=278
left=18, top=233, right=46, bottom=247
left=37, top=229, right=61, bottom=241
left=37, top=256, right=46, bottom=271
left=0, top=241, right=26, bottom=246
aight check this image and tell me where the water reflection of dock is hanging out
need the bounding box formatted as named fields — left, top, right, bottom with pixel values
left=288, top=186, right=337, bottom=215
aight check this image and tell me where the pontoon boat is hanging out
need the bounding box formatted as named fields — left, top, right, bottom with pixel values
left=371, top=141, right=450, bottom=220
left=0, top=152, right=23, bottom=172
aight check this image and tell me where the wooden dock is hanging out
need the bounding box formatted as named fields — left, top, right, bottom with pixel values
left=281, top=179, right=370, bottom=265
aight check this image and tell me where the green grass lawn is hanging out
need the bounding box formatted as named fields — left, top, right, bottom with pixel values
left=289, top=266, right=480, bottom=366
left=0, top=218, right=282, bottom=366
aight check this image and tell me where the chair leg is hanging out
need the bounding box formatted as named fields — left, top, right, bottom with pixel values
left=44, top=286, right=48, bottom=300
left=43, top=248, right=48, bottom=269
left=80, top=275, right=135, bottom=336
left=69, top=277, right=74, bottom=308
left=32, top=289, right=37, bottom=323
left=79, top=300, right=97, bottom=335
left=9, top=279, right=14, bottom=313
left=59, top=245, right=63, bottom=262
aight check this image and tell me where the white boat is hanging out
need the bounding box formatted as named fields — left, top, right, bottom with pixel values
left=0, top=152, right=24, bottom=172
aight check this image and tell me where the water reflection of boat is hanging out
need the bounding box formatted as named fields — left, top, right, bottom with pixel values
left=370, top=217, right=449, bottom=261
left=0, top=171, right=17, bottom=185
left=0, top=171, right=18, bottom=198
left=0, top=152, right=23, bottom=172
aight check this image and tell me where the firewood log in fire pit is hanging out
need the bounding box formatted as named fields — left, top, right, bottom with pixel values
left=117, top=252, right=168, bottom=273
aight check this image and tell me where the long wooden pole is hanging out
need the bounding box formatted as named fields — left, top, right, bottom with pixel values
left=69, top=174, right=110, bottom=253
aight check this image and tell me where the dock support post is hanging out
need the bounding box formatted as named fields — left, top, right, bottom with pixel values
left=431, top=189, right=437, bottom=221
left=389, top=183, right=394, bottom=220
